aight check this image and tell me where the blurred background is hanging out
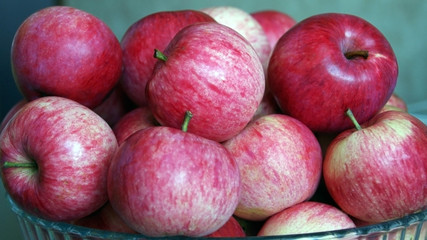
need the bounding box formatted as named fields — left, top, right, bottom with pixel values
left=1, top=1, right=426, bottom=239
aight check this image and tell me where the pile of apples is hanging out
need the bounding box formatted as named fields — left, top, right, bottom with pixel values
left=1, top=4, right=426, bottom=238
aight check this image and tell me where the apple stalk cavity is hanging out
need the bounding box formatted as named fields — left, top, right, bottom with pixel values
left=344, top=50, right=369, bottom=60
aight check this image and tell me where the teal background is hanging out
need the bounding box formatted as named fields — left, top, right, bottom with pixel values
left=1, top=1, right=426, bottom=239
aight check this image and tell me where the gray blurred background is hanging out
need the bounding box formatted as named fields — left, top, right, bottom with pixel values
left=1, top=1, right=426, bottom=239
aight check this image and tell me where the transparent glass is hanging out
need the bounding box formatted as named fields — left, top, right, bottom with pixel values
left=7, top=195, right=427, bottom=240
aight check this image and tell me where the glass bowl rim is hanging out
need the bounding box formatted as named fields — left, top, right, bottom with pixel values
left=7, top=194, right=427, bottom=239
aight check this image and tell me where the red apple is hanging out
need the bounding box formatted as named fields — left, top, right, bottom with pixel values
left=223, top=114, right=322, bottom=221
left=251, top=10, right=297, bottom=50
left=92, top=85, right=136, bottom=127
left=112, top=107, right=157, bottom=145
left=0, top=96, right=118, bottom=221
left=72, top=202, right=136, bottom=233
left=147, top=22, right=265, bottom=142
left=205, top=216, right=246, bottom=238
left=201, top=6, right=271, bottom=70
left=323, top=109, right=427, bottom=223
left=257, top=201, right=356, bottom=236
left=268, top=13, right=398, bottom=133
left=11, top=6, right=122, bottom=109
left=107, top=112, right=241, bottom=237
left=120, top=10, right=215, bottom=106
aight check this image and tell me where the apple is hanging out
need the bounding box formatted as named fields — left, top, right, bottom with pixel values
left=223, top=114, right=322, bottom=221
left=257, top=201, right=356, bottom=236
left=205, top=216, right=246, bottom=238
left=0, top=96, right=118, bottom=221
left=92, top=85, right=136, bottom=127
left=0, top=99, right=27, bottom=133
left=147, top=22, right=265, bottom=142
left=107, top=111, right=241, bottom=237
left=251, top=10, right=297, bottom=50
left=201, top=6, right=271, bottom=70
left=323, top=109, right=427, bottom=223
left=268, top=13, right=398, bottom=133
left=120, top=10, right=215, bottom=106
left=11, top=6, right=122, bottom=109
left=112, top=107, right=157, bottom=145
left=72, top=202, right=136, bottom=233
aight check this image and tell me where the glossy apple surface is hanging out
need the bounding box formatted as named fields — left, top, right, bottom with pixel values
left=323, top=110, right=427, bottom=222
left=258, top=201, right=356, bottom=236
left=223, top=114, right=322, bottom=221
left=251, top=10, right=296, bottom=50
left=147, top=22, right=265, bottom=142
left=107, top=126, right=241, bottom=237
left=11, top=6, right=122, bottom=109
left=0, top=96, right=118, bottom=221
left=268, top=13, right=398, bottom=133
left=120, top=10, right=215, bottom=106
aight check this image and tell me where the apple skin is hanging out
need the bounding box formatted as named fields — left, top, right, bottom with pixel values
left=112, top=107, right=157, bottom=145
left=71, top=202, right=136, bottom=233
left=120, top=10, right=215, bottom=106
left=323, top=110, right=427, bottom=223
left=107, top=126, right=241, bottom=237
left=251, top=10, right=297, bottom=50
left=201, top=6, right=271, bottom=70
left=11, top=6, right=122, bottom=109
left=223, top=114, right=322, bottom=221
left=257, top=201, right=356, bottom=236
left=205, top=216, right=246, bottom=238
left=268, top=13, right=398, bottom=133
left=147, top=22, right=265, bottom=142
left=0, top=96, right=118, bottom=221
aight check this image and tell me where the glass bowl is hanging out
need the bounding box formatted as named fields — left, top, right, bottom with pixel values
left=7, top=195, right=427, bottom=240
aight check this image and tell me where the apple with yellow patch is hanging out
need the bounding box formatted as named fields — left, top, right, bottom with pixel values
left=223, top=114, right=322, bottom=221
left=323, top=109, right=427, bottom=223
left=258, top=201, right=355, bottom=236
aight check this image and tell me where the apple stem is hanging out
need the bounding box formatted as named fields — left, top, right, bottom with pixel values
left=344, top=50, right=369, bottom=60
left=346, top=109, right=362, bottom=131
left=3, top=161, right=37, bottom=169
left=153, top=49, right=168, bottom=62
left=181, top=111, right=193, bottom=132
